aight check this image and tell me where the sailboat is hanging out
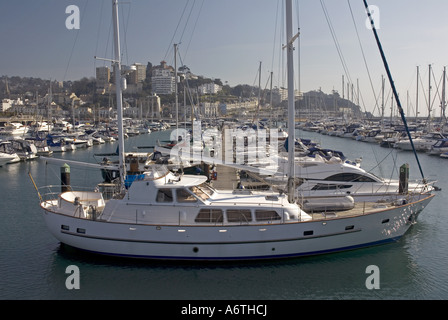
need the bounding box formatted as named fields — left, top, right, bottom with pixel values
left=34, top=0, right=434, bottom=260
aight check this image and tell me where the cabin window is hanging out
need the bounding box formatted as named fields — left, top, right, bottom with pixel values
left=433, top=140, right=444, bottom=147
left=311, top=184, right=352, bottom=191
left=189, top=185, right=213, bottom=201
left=156, top=189, right=173, bottom=203
left=195, top=209, right=223, bottom=223
left=176, top=189, right=197, bottom=203
left=226, top=209, right=252, bottom=223
left=199, top=183, right=216, bottom=196
left=324, top=173, right=376, bottom=183
left=255, top=210, right=281, bottom=221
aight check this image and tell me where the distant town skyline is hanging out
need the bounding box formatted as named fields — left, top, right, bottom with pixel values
left=2, top=1, right=448, bottom=117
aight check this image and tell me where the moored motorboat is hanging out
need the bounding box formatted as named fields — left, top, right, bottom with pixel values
left=0, top=152, right=16, bottom=166
left=0, top=141, right=21, bottom=163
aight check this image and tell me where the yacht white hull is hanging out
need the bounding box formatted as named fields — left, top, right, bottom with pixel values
left=40, top=194, right=433, bottom=260
left=0, top=153, right=15, bottom=166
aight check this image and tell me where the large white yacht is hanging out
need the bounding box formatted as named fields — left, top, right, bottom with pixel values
left=35, top=0, right=434, bottom=261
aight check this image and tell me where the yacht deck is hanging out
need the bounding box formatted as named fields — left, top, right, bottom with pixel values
left=308, top=201, right=391, bottom=221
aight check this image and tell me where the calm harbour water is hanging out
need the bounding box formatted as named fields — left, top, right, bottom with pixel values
left=1, top=129, right=448, bottom=300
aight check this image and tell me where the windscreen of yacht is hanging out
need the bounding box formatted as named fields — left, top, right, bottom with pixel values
left=189, top=183, right=215, bottom=201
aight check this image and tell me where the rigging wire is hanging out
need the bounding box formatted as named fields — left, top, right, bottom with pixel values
left=347, top=0, right=379, bottom=117
left=163, top=1, right=191, bottom=62
left=321, top=1, right=374, bottom=117
left=429, top=68, right=444, bottom=119
left=320, top=0, right=352, bottom=90
left=363, top=0, right=426, bottom=181
left=295, top=0, right=301, bottom=101
left=176, top=47, right=199, bottom=116
left=163, top=0, right=203, bottom=68
left=119, top=2, right=132, bottom=66
left=271, top=0, right=281, bottom=82
left=178, top=0, right=197, bottom=51
left=183, top=0, right=205, bottom=61
left=94, top=0, right=105, bottom=69
left=63, top=0, right=90, bottom=81
left=278, top=0, right=285, bottom=90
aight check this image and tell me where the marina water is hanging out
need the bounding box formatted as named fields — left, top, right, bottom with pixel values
left=1, top=129, right=448, bottom=300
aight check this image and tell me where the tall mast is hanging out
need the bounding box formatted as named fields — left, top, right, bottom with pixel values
left=416, top=66, right=419, bottom=120
left=255, top=61, right=262, bottom=127
left=364, top=0, right=425, bottom=182
left=286, top=0, right=296, bottom=203
left=269, top=71, right=273, bottom=127
left=442, top=66, right=446, bottom=120
left=381, top=75, right=385, bottom=123
left=112, top=0, right=126, bottom=190
left=174, top=43, right=179, bottom=130
left=428, top=64, right=432, bottom=131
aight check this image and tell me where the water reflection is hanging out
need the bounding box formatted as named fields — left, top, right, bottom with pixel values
left=2, top=130, right=448, bottom=299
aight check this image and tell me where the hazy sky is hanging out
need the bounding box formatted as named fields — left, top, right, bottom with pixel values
left=1, top=0, right=448, bottom=117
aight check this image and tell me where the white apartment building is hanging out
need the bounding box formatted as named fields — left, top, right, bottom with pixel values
left=198, top=83, right=222, bottom=95
left=151, top=61, right=175, bottom=95
left=1, top=99, right=12, bottom=112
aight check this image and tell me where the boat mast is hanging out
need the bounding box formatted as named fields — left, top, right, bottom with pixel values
left=286, top=0, right=296, bottom=203
left=416, top=66, right=419, bottom=121
left=442, top=66, right=447, bottom=121
left=174, top=43, right=179, bottom=130
left=428, top=64, right=432, bottom=132
left=112, top=0, right=126, bottom=190
left=381, top=75, right=385, bottom=126
left=255, top=61, right=262, bottom=128
left=363, top=0, right=426, bottom=182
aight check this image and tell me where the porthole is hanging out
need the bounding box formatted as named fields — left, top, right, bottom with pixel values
left=345, top=225, right=354, bottom=231
left=61, top=225, right=69, bottom=231
left=303, top=230, right=314, bottom=236
left=382, top=219, right=390, bottom=224
left=76, top=228, right=86, bottom=234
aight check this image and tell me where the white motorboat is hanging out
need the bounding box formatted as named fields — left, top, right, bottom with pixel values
left=379, top=130, right=405, bottom=148
left=0, top=141, right=21, bottom=163
left=293, top=162, right=433, bottom=202
left=427, top=138, right=448, bottom=155
left=0, top=152, right=15, bottom=166
left=0, top=122, right=29, bottom=136
left=394, top=132, right=445, bottom=151
left=243, top=153, right=432, bottom=203
left=34, top=0, right=434, bottom=261
left=64, top=134, right=92, bottom=149
left=8, top=139, right=38, bottom=161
